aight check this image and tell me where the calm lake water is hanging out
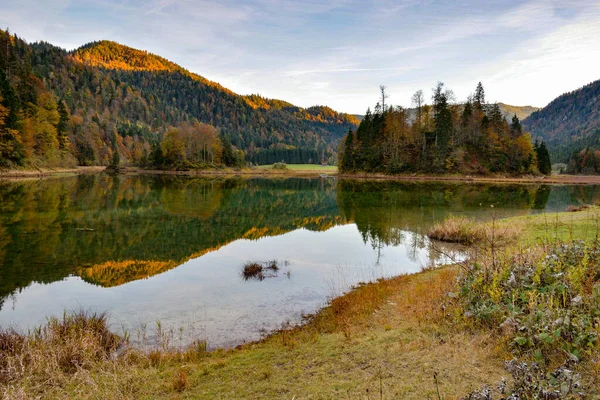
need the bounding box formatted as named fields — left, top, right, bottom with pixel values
left=1, top=174, right=599, bottom=348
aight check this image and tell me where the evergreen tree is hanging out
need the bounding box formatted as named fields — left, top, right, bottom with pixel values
left=461, top=100, right=473, bottom=128
left=474, top=82, right=485, bottom=111
left=536, top=141, right=552, bottom=175
left=221, top=136, right=235, bottom=167
left=510, top=114, right=522, bottom=138
left=56, top=100, right=70, bottom=150
left=340, top=129, right=355, bottom=172
left=432, top=82, right=453, bottom=168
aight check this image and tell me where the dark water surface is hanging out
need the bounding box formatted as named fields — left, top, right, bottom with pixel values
left=1, top=174, right=598, bottom=348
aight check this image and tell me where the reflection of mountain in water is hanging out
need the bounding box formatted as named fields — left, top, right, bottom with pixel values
left=0, top=175, right=344, bottom=303
left=2, top=175, right=600, bottom=309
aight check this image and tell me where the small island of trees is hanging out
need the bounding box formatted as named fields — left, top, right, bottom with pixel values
left=340, top=83, right=551, bottom=175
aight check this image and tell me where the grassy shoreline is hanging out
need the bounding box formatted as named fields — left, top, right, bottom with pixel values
left=2, top=207, right=599, bottom=398
left=4, top=165, right=600, bottom=185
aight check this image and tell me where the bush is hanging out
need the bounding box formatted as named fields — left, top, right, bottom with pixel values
left=459, top=241, right=600, bottom=363
left=272, top=162, right=288, bottom=170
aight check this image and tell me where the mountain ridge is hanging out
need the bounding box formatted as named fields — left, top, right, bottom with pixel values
left=0, top=31, right=359, bottom=167
left=523, top=79, right=600, bottom=162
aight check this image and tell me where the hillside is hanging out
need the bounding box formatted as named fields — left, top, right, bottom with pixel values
left=497, top=103, right=539, bottom=121
left=523, top=79, right=600, bottom=161
left=0, top=31, right=359, bottom=168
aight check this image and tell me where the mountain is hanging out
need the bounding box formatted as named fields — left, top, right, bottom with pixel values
left=523, top=79, right=600, bottom=162
left=0, top=31, right=359, bottom=168
left=497, top=103, right=540, bottom=122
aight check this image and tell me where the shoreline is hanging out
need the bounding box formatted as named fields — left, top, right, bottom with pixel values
left=338, top=171, right=600, bottom=185
left=0, top=166, right=105, bottom=179
left=3, top=165, right=600, bottom=184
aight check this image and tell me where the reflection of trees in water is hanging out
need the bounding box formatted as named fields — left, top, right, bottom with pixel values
left=2, top=176, right=600, bottom=309
left=335, top=180, right=569, bottom=265
left=0, top=176, right=343, bottom=306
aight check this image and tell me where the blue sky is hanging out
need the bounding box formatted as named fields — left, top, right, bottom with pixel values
left=1, top=0, right=599, bottom=113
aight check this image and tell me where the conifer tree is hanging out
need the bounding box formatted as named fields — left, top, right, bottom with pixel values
left=536, top=141, right=552, bottom=175
left=474, top=82, right=485, bottom=111
left=510, top=114, right=522, bottom=137
left=56, top=100, right=70, bottom=150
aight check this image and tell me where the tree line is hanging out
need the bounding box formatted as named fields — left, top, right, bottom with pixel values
left=0, top=30, right=358, bottom=169
left=340, top=83, right=551, bottom=175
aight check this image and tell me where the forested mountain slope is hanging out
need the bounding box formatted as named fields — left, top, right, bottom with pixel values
left=523, top=79, right=600, bottom=162
left=0, top=30, right=359, bottom=168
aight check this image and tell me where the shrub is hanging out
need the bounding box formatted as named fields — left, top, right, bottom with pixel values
left=272, top=162, right=288, bottom=170
left=458, top=241, right=600, bottom=363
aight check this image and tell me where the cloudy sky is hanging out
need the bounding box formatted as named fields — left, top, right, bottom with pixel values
left=1, top=0, right=599, bottom=113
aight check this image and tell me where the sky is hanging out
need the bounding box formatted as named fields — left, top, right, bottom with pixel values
left=1, top=0, right=600, bottom=114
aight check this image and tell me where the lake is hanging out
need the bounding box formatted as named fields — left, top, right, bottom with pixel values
left=1, top=174, right=598, bottom=348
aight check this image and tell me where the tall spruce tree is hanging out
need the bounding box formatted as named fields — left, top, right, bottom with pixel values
left=536, top=141, right=552, bottom=175
left=474, top=82, right=485, bottom=111
left=510, top=114, right=522, bottom=138
left=56, top=100, right=70, bottom=150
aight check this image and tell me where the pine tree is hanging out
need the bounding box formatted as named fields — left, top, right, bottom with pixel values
left=340, top=129, right=355, bottom=172
left=56, top=100, right=70, bottom=150
left=221, top=136, right=235, bottom=167
left=474, top=82, right=485, bottom=111
left=432, top=82, right=453, bottom=168
left=510, top=114, right=522, bottom=138
left=536, top=141, right=552, bottom=175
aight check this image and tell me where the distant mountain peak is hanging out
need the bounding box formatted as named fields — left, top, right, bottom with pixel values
left=73, top=40, right=181, bottom=73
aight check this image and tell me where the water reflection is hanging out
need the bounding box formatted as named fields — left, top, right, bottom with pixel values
left=1, top=175, right=599, bottom=347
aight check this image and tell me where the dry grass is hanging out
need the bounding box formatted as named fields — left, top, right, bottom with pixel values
left=428, top=216, right=485, bottom=245
left=241, top=260, right=281, bottom=281
left=428, top=215, right=522, bottom=247
left=566, top=204, right=590, bottom=212
left=171, top=368, right=187, bottom=392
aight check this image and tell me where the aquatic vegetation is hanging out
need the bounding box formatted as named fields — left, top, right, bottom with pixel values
left=241, top=260, right=282, bottom=281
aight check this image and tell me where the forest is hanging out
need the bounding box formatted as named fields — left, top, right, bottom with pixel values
left=565, top=132, right=600, bottom=174
left=523, top=78, right=600, bottom=164
left=0, top=30, right=358, bottom=169
left=339, top=83, right=552, bottom=175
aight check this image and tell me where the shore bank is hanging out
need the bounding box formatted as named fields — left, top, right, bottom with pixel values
left=4, top=165, right=600, bottom=185
left=0, top=166, right=105, bottom=179
left=339, top=171, right=600, bottom=185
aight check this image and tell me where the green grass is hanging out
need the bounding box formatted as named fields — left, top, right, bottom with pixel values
left=498, top=206, right=600, bottom=246
left=254, top=163, right=338, bottom=172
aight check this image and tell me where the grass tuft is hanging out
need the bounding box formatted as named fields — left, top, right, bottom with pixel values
left=428, top=215, right=521, bottom=247
left=241, top=260, right=282, bottom=281
left=172, top=368, right=187, bottom=392
left=428, top=216, right=484, bottom=245
left=0, top=310, right=120, bottom=386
